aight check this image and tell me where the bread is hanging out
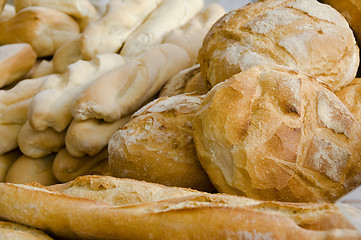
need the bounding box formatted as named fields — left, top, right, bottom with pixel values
left=31, top=59, right=53, bottom=79
left=17, top=121, right=66, bottom=158
left=28, top=53, right=125, bottom=132
left=52, top=148, right=108, bottom=183
left=0, top=43, right=36, bottom=88
left=0, top=4, right=15, bottom=22
left=336, top=78, right=361, bottom=122
left=0, top=175, right=359, bottom=239
left=80, top=0, right=163, bottom=60
left=5, top=154, right=57, bottom=186
left=193, top=65, right=361, bottom=203
left=0, top=124, right=22, bottom=155
left=0, top=0, right=5, bottom=15
left=65, top=114, right=131, bottom=158
left=0, top=6, right=80, bottom=57
left=109, top=94, right=215, bottom=192
left=120, top=0, right=204, bottom=60
left=52, top=35, right=82, bottom=73
left=0, top=221, right=54, bottom=240
left=198, top=0, right=359, bottom=92
left=0, top=149, right=21, bottom=182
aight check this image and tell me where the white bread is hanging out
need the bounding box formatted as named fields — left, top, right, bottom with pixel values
left=109, top=94, right=215, bottom=192
left=0, top=149, right=22, bottom=182
left=0, top=43, right=37, bottom=88
left=0, top=6, right=80, bottom=57
left=28, top=53, right=125, bottom=132
left=0, top=221, right=54, bottom=240
left=52, top=148, right=108, bottom=182
left=120, top=0, right=204, bottom=60
left=0, top=175, right=359, bottom=239
left=198, top=0, right=359, bottom=91
left=52, top=35, right=82, bottom=73
left=193, top=65, right=361, bottom=203
left=5, top=154, right=57, bottom=186
left=80, top=0, right=163, bottom=60
left=65, top=114, right=131, bottom=158
left=17, top=121, right=66, bottom=158
left=336, top=78, right=361, bottom=122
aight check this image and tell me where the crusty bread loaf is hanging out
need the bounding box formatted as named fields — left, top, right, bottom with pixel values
left=0, top=6, right=80, bottom=57
left=0, top=221, right=54, bottom=240
left=198, top=0, right=359, bottom=92
left=0, top=149, right=21, bottom=182
left=193, top=65, right=361, bottom=203
left=336, top=78, right=361, bottom=122
left=0, top=43, right=36, bottom=88
left=109, top=94, right=215, bottom=192
left=0, top=175, right=359, bottom=240
left=5, top=154, right=58, bottom=186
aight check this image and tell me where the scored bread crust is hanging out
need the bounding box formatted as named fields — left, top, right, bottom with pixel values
left=193, top=65, right=361, bottom=203
left=0, top=175, right=359, bottom=240
left=198, top=0, right=359, bottom=92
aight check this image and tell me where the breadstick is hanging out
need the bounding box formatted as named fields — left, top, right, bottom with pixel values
left=0, top=6, right=79, bottom=57
left=120, top=0, right=204, bottom=60
left=0, top=149, right=22, bottom=182
left=80, top=0, right=163, bottom=60
left=28, top=53, right=125, bottom=132
left=52, top=148, right=108, bottom=182
left=65, top=114, right=131, bottom=158
left=17, top=121, right=66, bottom=158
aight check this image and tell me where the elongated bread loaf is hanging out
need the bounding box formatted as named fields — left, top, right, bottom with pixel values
left=0, top=175, right=359, bottom=240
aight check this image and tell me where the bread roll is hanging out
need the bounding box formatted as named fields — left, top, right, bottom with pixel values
left=0, top=221, right=54, bottom=240
left=31, top=59, right=53, bottom=79
left=0, top=149, right=22, bottom=182
left=336, top=78, right=361, bottom=122
left=0, top=43, right=36, bottom=88
left=52, top=35, right=82, bottom=73
left=198, top=0, right=359, bottom=92
left=5, top=154, right=57, bottom=186
left=0, top=4, right=15, bottom=22
left=0, top=175, right=359, bottom=240
left=0, top=124, right=22, bottom=155
left=109, top=94, right=215, bottom=192
left=193, top=65, right=361, bottom=203
left=0, top=6, right=80, bottom=57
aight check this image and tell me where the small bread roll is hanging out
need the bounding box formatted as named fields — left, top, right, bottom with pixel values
left=336, top=78, right=361, bottom=122
left=0, top=221, right=54, bottom=240
left=193, top=65, right=361, bottom=203
left=0, top=43, right=36, bottom=88
left=198, top=0, right=359, bottom=92
left=52, top=35, right=82, bottom=73
left=5, top=154, right=57, bottom=186
left=0, top=149, right=22, bottom=182
left=109, top=94, right=215, bottom=192
left=0, top=124, right=22, bottom=155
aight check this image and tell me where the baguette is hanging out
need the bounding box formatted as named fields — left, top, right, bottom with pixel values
left=0, top=175, right=359, bottom=239
left=0, top=221, right=54, bottom=240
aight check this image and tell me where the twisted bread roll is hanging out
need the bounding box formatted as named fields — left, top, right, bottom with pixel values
left=0, top=175, right=359, bottom=239
left=109, top=94, right=215, bottom=192
left=28, top=53, right=125, bottom=132
left=5, top=154, right=57, bottom=186
left=198, top=0, right=359, bottom=91
left=0, top=43, right=36, bottom=88
left=80, top=0, right=163, bottom=60
left=0, top=149, right=21, bottom=182
left=0, top=221, right=54, bottom=240
left=65, top=114, right=131, bottom=158
left=120, top=0, right=204, bottom=60
left=193, top=65, right=361, bottom=203
left=0, top=6, right=79, bottom=57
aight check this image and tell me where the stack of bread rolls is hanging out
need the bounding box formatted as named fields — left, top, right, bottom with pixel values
left=1, top=0, right=361, bottom=239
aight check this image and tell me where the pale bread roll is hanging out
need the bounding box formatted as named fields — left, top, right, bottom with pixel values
left=120, top=0, right=204, bottom=60
left=52, top=148, right=108, bottom=183
left=198, top=0, right=359, bottom=91
left=17, top=121, right=66, bottom=158
left=0, top=43, right=36, bottom=88
left=80, top=0, right=163, bottom=60
left=193, top=65, right=361, bottom=203
left=109, top=94, right=215, bottom=192
left=0, top=4, right=15, bottom=22
left=65, top=114, right=131, bottom=158
left=0, top=124, right=21, bottom=155
left=52, top=35, right=82, bottom=73
left=31, top=60, right=54, bottom=79
left=5, top=154, right=57, bottom=186
left=0, top=221, right=54, bottom=240
left=0, top=175, right=359, bottom=239
left=0, top=6, right=79, bottom=57
left=0, top=149, right=22, bottom=182
left=336, top=78, right=361, bottom=122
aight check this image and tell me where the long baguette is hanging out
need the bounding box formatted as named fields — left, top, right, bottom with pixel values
left=0, top=175, right=359, bottom=239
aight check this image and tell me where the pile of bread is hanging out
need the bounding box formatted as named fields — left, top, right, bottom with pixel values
left=1, top=0, right=361, bottom=239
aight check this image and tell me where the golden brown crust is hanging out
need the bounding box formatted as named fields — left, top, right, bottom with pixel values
left=0, top=221, right=54, bottom=240
left=198, top=0, right=359, bottom=91
left=193, top=65, right=361, bottom=203
left=0, top=175, right=359, bottom=240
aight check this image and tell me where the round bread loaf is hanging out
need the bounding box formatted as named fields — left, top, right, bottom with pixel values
left=193, top=65, right=361, bottom=202
left=108, top=94, right=215, bottom=192
left=198, top=0, right=359, bottom=92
